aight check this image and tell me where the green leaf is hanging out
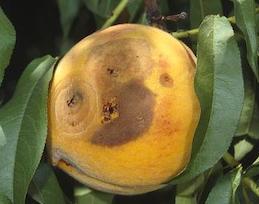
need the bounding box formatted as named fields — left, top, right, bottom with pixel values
left=0, top=7, right=16, bottom=87
left=233, top=0, right=259, bottom=81
left=93, top=15, right=106, bottom=29
left=206, top=174, right=232, bottom=203
left=101, top=0, right=129, bottom=29
left=245, top=161, right=259, bottom=178
left=159, top=0, right=170, bottom=16
left=82, top=0, right=120, bottom=18
left=248, top=88, right=259, bottom=139
left=171, top=15, right=244, bottom=184
left=0, top=56, right=56, bottom=204
left=0, top=125, right=6, bottom=147
left=0, top=193, right=12, bottom=204
left=232, top=168, right=243, bottom=203
left=175, top=174, right=206, bottom=204
left=138, top=12, right=148, bottom=25
left=206, top=167, right=242, bottom=204
left=239, top=185, right=259, bottom=203
left=57, top=0, right=81, bottom=38
left=75, top=187, right=113, bottom=204
left=190, top=0, right=223, bottom=28
left=240, top=177, right=259, bottom=203
left=234, top=140, right=253, bottom=161
left=28, top=162, right=66, bottom=204
left=175, top=196, right=197, bottom=204
left=236, top=69, right=256, bottom=136
left=176, top=174, right=206, bottom=197
left=127, top=0, right=142, bottom=22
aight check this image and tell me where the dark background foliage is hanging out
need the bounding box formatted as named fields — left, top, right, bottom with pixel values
left=0, top=0, right=259, bottom=204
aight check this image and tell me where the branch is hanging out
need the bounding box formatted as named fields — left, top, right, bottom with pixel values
left=223, top=152, right=240, bottom=168
left=172, top=7, right=259, bottom=39
left=144, top=0, right=166, bottom=30
left=144, top=0, right=187, bottom=30
left=101, top=0, right=129, bottom=29
left=243, top=177, right=259, bottom=197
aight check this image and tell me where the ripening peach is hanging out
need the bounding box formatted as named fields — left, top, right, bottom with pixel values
left=47, top=24, right=200, bottom=195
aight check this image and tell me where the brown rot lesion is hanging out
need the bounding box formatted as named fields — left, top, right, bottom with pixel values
left=91, top=80, right=155, bottom=147
left=101, top=97, right=119, bottom=124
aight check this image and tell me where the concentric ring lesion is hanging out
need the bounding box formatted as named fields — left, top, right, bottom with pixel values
left=52, top=78, right=98, bottom=135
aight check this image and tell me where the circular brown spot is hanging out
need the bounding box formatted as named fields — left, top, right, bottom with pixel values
left=53, top=79, right=97, bottom=135
left=160, top=73, right=174, bottom=87
left=66, top=92, right=83, bottom=108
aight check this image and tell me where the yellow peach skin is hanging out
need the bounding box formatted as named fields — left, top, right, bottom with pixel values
left=47, top=24, right=200, bottom=195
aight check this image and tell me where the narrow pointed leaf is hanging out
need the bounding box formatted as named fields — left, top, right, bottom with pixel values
left=175, top=196, right=196, bottom=204
left=0, top=125, right=6, bottom=147
left=171, top=15, right=244, bottom=184
left=233, top=0, right=259, bottom=81
left=0, top=7, right=16, bottom=86
left=234, top=140, right=253, bottom=161
left=75, top=187, right=113, bottom=204
left=127, top=0, right=142, bottom=22
left=236, top=70, right=256, bottom=136
left=239, top=164, right=259, bottom=203
left=190, top=0, right=223, bottom=28
left=57, top=0, right=80, bottom=38
left=248, top=87, right=259, bottom=139
left=0, top=56, right=56, bottom=203
left=82, top=0, right=120, bottom=18
left=245, top=163, right=259, bottom=178
left=0, top=193, right=11, bottom=204
left=28, top=162, right=66, bottom=204
left=206, top=168, right=242, bottom=204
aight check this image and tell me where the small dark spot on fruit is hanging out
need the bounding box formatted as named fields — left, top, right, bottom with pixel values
left=160, top=73, right=174, bottom=87
left=107, top=68, right=119, bottom=77
left=66, top=92, right=83, bottom=107
left=71, top=121, right=78, bottom=127
left=107, top=68, right=114, bottom=74
left=101, top=97, right=119, bottom=124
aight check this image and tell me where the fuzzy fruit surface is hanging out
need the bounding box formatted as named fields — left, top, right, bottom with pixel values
left=47, top=24, right=201, bottom=195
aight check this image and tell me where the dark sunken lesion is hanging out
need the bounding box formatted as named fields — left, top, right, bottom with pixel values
left=101, top=97, right=119, bottom=123
left=107, top=68, right=119, bottom=77
left=159, top=73, right=174, bottom=87
left=66, top=92, right=83, bottom=108
left=91, top=79, right=155, bottom=147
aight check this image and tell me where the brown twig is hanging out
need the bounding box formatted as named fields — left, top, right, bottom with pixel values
left=166, top=12, right=188, bottom=22
left=144, top=0, right=188, bottom=31
left=144, top=0, right=166, bottom=30
left=172, top=7, right=259, bottom=38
